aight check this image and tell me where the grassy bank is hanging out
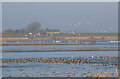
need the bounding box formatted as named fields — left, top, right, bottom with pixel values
left=2, top=33, right=118, bottom=37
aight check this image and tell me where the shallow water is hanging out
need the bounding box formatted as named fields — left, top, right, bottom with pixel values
left=2, top=51, right=118, bottom=59
left=2, top=44, right=118, bottom=51
left=2, top=51, right=118, bottom=77
left=2, top=40, right=117, bottom=44
left=2, top=63, right=117, bottom=77
left=2, top=41, right=118, bottom=77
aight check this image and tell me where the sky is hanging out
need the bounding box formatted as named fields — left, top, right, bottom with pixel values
left=2, top=2, right=118, bottom=33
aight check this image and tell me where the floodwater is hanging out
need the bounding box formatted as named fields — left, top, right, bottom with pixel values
left=2, top=51, right=118, bottom=59
left=2, top=44, right=118, bottom=51
left=1, top=40, right=118, bottom=44
left=1, top=40, right=118, bottom=77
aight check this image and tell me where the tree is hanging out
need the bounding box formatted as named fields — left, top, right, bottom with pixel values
left=14, top=29, right=20, bottom=34
left=26, top=22, right=41, bottom=33
left=3, top=29, right=14, bottom=34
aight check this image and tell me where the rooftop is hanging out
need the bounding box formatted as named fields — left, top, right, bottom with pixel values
left=46, top=29, right=60, bottom=32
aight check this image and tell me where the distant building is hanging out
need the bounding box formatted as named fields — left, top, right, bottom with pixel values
left=46, top=29, right=60, bottom=34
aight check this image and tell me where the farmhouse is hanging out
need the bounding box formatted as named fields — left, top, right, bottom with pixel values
left=46, top=29, right=60, bottom=34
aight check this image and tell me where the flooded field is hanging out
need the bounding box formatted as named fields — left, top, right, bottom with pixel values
left=1, top=40, right=119, bottom=44
left=2, top=51, right=118, bottom=59
left=2, top=43, right=118, bottom=52
left=1, top=40, right=119, bottom=77
left=2, top=63, right=118, bottom=77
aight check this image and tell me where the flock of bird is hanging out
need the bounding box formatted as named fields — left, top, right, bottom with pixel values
left=3, top=56, right=118, bottom=66
left=2, top=56, right=119, bottom=78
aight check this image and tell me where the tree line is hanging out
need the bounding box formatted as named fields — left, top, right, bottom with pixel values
left=3, top=22, right=46, bottom=34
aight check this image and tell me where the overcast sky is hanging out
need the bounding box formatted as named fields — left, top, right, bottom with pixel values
left=2, top=2, right=118, bottom=33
